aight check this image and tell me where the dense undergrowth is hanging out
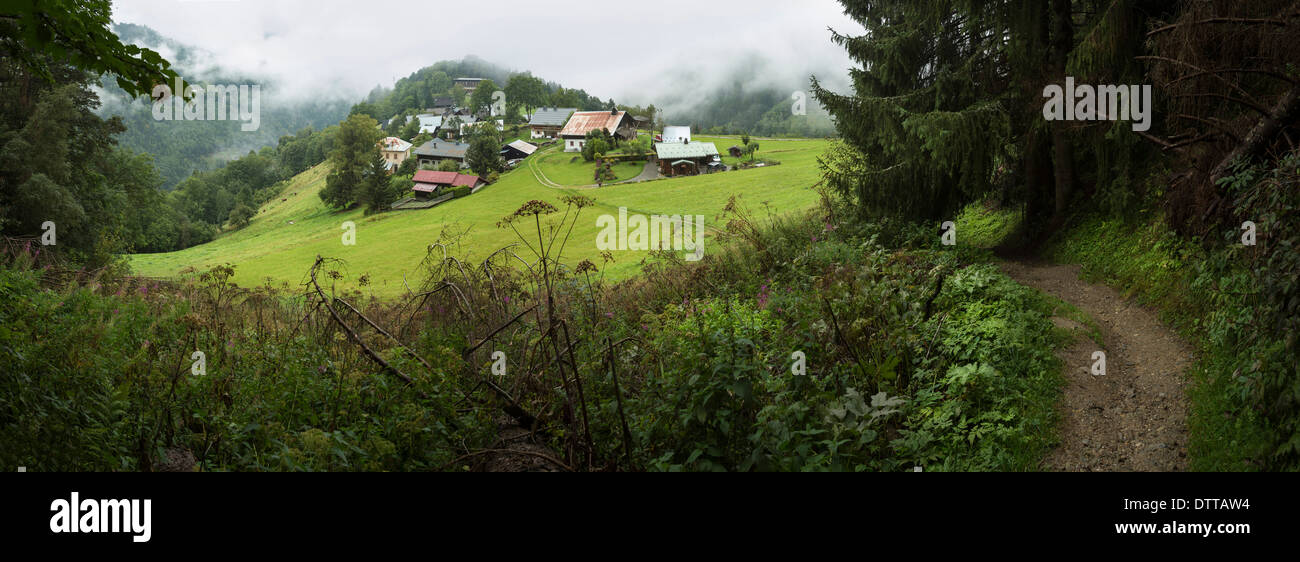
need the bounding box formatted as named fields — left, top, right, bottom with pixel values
left=0, top=195, right=1070, bottom=471
left=1046, top=151, right=1300, bottom=471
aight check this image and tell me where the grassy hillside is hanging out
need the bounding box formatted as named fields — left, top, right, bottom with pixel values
left=533, top=150, right=646, bottom=185
left=128, top=137, right=830, bottom=296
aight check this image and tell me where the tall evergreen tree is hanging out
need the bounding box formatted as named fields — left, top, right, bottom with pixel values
left=814, top=1, right=1168, bottom=227
left=813, top=2, right=1024, bottom=221
left=358, top=151, right=394, bottom=215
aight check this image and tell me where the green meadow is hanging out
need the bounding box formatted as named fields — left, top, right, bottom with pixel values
left=128, top=137, right=830, bottom=297
left=533, top=149, right=646, bottom=185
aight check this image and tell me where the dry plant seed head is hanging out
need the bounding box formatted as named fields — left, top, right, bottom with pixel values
left=515, top=200, right=559, bottom=217
left=562, top=194, right=595, bottom=209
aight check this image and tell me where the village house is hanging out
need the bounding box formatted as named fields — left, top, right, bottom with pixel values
left=411, top=170, right=484, bottom=198
left=378, top=137, right=412, bottom=172
left=654, top=140, right=721, bottom=177
left=558, top=109, right=636, bottom=152
left=413, top=139, right=471, bottom=168
left=528, top=107, right=577, bottom=139
left=438, top=115, right=471, bottom=139
left=662, top=125, right=691, bottom=143
left=500, top=139, right=538, bottom=161
left=453, top=77, right=485, bottom=92
left=416, top=114, right=443, bottom=134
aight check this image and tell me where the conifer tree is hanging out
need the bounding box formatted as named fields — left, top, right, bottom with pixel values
left=358, top=151, right=394, bottom=215
left=813, top=1, right=1093, bottom=223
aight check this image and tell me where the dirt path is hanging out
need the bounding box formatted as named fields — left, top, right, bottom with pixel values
left=998, top=261, right=1194, bottom=472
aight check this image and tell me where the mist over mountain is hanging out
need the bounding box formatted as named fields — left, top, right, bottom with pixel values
left=96, top=20, right=850, bottom=190
left=636, top=52, right=846, bottom=137
left=360, top=51, right=846, bottom=138
left=96, top=23, right=352, bottom=189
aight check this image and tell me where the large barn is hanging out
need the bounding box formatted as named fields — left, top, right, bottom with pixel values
left=558, top=110, right=636, bottom=152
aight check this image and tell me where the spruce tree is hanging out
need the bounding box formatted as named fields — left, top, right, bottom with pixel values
left=813, top=1, right=1087, bottom=223
left=359, top=151, right=394, bottom=215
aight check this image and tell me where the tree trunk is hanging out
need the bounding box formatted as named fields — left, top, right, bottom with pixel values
left=1049, top=0, right=1075, bottom=220
left=1052, top=125, right=1075, bottom=216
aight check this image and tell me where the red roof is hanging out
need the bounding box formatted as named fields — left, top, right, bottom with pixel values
left=412, top=170, right=480, bottom=190
left=559, top=111, right=628, bottom=138
left=413, top=170, right=457, bottom=184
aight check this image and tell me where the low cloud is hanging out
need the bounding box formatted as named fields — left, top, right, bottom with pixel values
left=111, top=0, right=863, bottom=105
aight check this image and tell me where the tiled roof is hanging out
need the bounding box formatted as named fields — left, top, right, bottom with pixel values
left=412, top=170, right=481, bottom=190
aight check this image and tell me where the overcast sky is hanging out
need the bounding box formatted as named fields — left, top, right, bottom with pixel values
left=110, top=0, right=863, bottom=103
